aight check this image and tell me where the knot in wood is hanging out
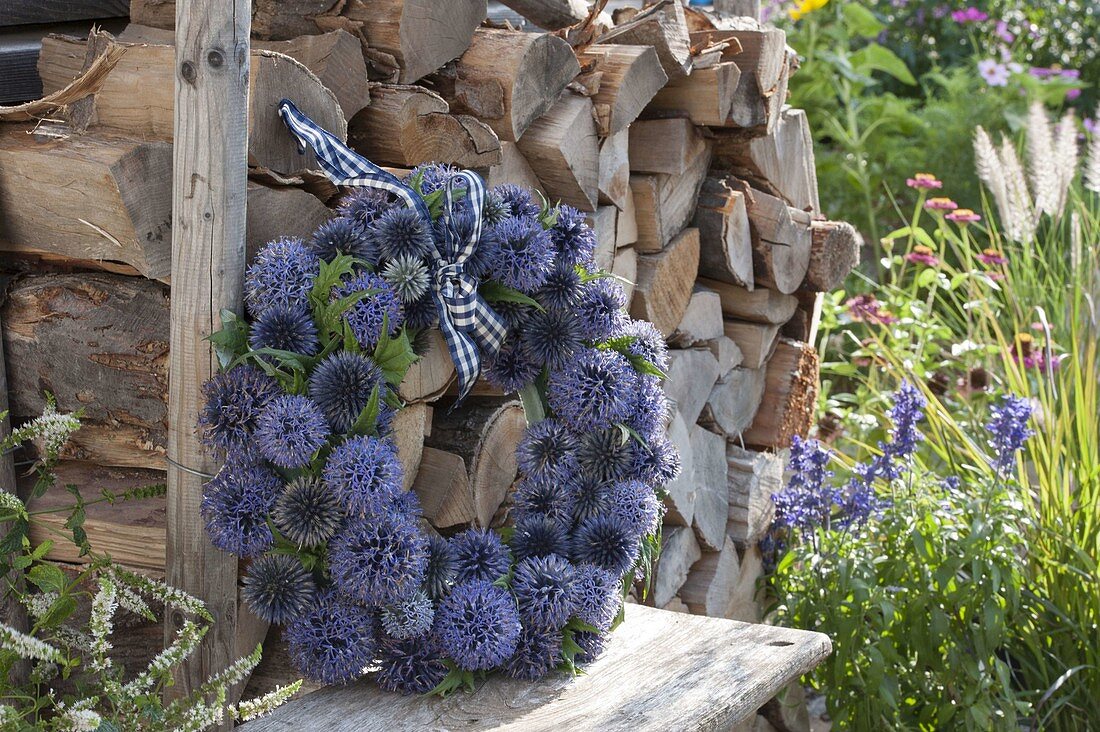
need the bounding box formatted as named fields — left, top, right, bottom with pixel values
left=179, top=60, right=197, bottom=84
left=207, top=49, right=225, bottom=68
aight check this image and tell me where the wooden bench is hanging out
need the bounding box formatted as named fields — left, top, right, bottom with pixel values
left=241, top=604, right=830, bottom=732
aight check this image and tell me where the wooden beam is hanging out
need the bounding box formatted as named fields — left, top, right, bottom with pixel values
left=168, top=0, right=257, bottom=712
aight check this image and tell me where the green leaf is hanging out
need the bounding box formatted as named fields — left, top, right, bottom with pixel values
left=916, top=267, right=938, bottom=289
left=373, top=327, right=419, bottom=386
left=518, top=383, right=546, bottom=424
left=479, top=281, right=544, bottom=311
left=842, top=4, right=885, bottom=37
left=429, top=664, right=478, bottom=696
left=39, top=594, right=77, bottom=628
left=207, top=309, right=250, bottom=371
left=27, top=564, right=67, bottom=594
left=349, top=385, right=381, bottom=437
left=851, top=44, right=917, bottom=86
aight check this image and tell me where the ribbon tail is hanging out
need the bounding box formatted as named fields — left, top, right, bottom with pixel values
left=435, top=300, right=482, bottom=404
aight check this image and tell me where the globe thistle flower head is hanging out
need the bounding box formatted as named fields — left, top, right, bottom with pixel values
left=245, top=237, right=320, bottom=318
left=574, top=630, right=607, bottom=665
left=547, top=348, right=638, bottom=432
left=571, top=513, right=640, bottom=578
left=308, top=217, right=375, bottom=263
left=512, top=476, right=576, bottom=528
left=285, top=589, right=376, bottom=685
left=511, top=514, right=570, bottom=563
left=608, top=479, right=661, bottom=536
left=616, top=319, right=669, bottom=372
left=571, top=563, right=621, bottom=633
left=201, top=459, right=281, bottom=557
left=489, top=300, right=533, bottom=331
left=516, top=418, right=579, bottom=483
left=626, top=375, right=669, bottom=441
left=337, top=188, right=395, bottom=230
left=380, top=590, right=435, bottom=640
left=629, top=433, right=681, bottom=487
left=521, top=307, right=583, bottom=370
left=273, top=477, right=343, bottom=547
left=329, top=512, right=428, bottom=606
left=370, top=206, right=436, bottom=260
left=308, top=351, right=387, bottom=434
left=452, top=209, right=499, bottom=279
left=484, top=341, right=540, bottom=394
left=450, top=528, right=511, bottom=584
left=492, top=184, right=541, bottom=220
left=487, top=216, right=554, bottom=293
left=575, top=278, right=627, bottom=341
left=254, top=395, right=329, bottom=469
left=381, top=254, right=431, bottom=303
left=537, top=264, right=583, bottom=313
left=403, top=294, right=439, bottom=330
left=505, top=624, right=563, bottom=681
left=512, top=554, right=575, bottom=630
left=434, top=580, right=521, bottom=671
left=242, top=554, right=316, bottom=624
left=408, top=162, right=460, bottom=195
left=198, top=365, right=281, bottom=454
left=333, top=271, right=404, bottom=351
left=375, top=633, right=449, bottom=695
left=482, top=190, right=512, bottom=226
left=424, top=533, right=458, bottom=599
left=249, top=304, right=320, bottom=357
left=389, top=487, right=423, bottom=520
left=323, top=436, right=403, bottom=516
left=576, top=428, right=639, bottom=484
left=571, top=473, right=612, bottom=523
left=549, top=205, right=596, bottom=267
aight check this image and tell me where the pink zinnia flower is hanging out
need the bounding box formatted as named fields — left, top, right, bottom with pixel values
left=906, top=172, right=943, bottom=190
left=978, top=248, right=1007, bottom=265
left=925, top=197, right=959, bottom=211
left=845, top=294, right=898, bottom=325
left=905, top=245, right=940, bottom=266
left=951, top=7, right=988, bottom=23
left=946, top=208, right=981, bottom=223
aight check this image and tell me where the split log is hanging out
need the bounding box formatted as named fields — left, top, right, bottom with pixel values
left=680, top=536, right=739, bottom=617
left=662, top=410, right=695, bottom=527
left=588, top=206, right=619, bottom=271
left=496, top=0, right=588, bottom=30
left=723, top=321, right=779, bottom=370
left=708, top=335, right=744, bottom=377
left=698, top=278, right=798, bottom=325
left=434, top=29, right=579, bottom=143
left=782, top=292, right=823, bottom=344
left=646, top=62, right=740, bottom=127
left=742, top=339, right=819, bottom=449
left=400, top=329, right=457, bottom=403
left=664, top=347, right=721, bottom=428
left=727, top=544, right=764, bottom=623
left=800, top=220, right=862, bottom=293
left=0, top=125, right=173, bottom=280
left=669, top=287, right=724, bottom=348
left=411, top=447, right=477, bottom=528
left=736, top=183, right=812, bottom=295
left=577, top=45, right=667, bottom=136
left=597, top=129, right=631, bottom=209
left=693, top=176, right=753, bottom=288
left=631, top=228, right=701, bottom=337
left=598, top=1, right=692, bottom=81
left=129, top=0, right=338, bottom=39
left=343, top=0, right=485, bottom=83
left=392, top=403, right=431, bottom=491
left=117, top=25, right=371, bottom=119
left=628, top=117, right=706, bottom=175
left=653, top=525, right=701, bottom=608
left=727, top=445, right=785, bottom=546
left=714, top=0, right=761, bottom=18
left=632, top=140, right=713, bottom=252
left=691, top=24, right=787, bottom=133
left=348, top=84, right=501, bottom=169
left=612, top=246, right=638, bottom=306
left=245, top=182, right=333, bottom=261
left=422, top=399, right=527, bottom=528
left=616, top=187, right=639, bottom=247
left=700, top=365, right=765, bottom=438
left=24, top=462, right=166, bottom=574
left=517, top=92, right=599, bottom=211
left=715, top=106, right=819, bottom=212
left=36, top=37, right=346, bottom=174
left=690, top=424, right=728, bottom=551
left=484, top=141, right=544, bottom=194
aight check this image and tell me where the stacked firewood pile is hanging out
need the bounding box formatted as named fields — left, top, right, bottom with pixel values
left=0, top=0, right=858, bottom=719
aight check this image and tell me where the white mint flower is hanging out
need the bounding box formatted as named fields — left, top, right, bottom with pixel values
left=0, top=623, right=64, bottom=663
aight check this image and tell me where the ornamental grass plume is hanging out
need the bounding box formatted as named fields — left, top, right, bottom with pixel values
left=434, top=580, right=522, bottom=671
left=241, top=555, right=317, bottom=624
left=309, top=351, right=387, bottom=434
left=285, top=590, right=377, bottom=685
left=272, top=476, right=343, bottom=547
left=1086, top=106, right=1100, bottom=193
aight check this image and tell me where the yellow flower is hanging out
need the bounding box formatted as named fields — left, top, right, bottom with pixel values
left=789, top=0, right=829, bottom=21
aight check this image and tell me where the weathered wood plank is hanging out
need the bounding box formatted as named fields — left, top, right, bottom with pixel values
left=240, top=604, right=831, bottom=732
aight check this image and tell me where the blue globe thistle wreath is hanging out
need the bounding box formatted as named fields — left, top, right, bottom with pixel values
left=198, top=104, right=679, bottom=694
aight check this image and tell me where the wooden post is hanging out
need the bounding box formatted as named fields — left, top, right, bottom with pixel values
left=168, top=0, right=257, bottom=713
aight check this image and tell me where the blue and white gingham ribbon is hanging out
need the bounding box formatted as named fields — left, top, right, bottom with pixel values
left=278, top=99, right=507, bottom=402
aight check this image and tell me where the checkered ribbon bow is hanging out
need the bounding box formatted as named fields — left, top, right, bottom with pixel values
left=278, top=99, right=508, bottom=402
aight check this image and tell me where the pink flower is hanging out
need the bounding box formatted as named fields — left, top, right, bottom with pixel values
left=978, top=248, right=1007, bottom=265
left=925, top=197, right=959, bottom=211
left=845, top=294, right=898, bottom=325
left=906, top=245, right=940, bottom=267
left=1067, top=88, right=1082, bottom=101
left=906, top=172, right=943, bottom=189
left=951, top=7, right=988, bottom=23
left=995, top=20, right=1014, bottom=43
left=1084, top=118, right=1098, bottom=135
left=978, top=59, right=1010, bottom=87
left=946, top=208, right=981, bottom=224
